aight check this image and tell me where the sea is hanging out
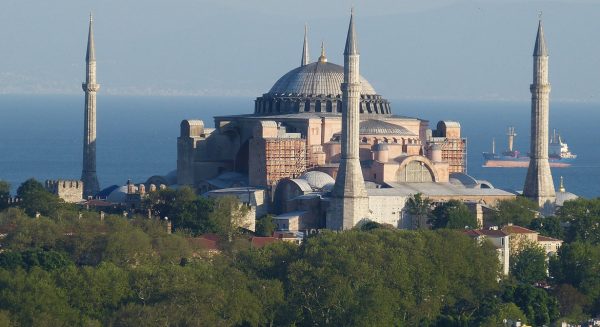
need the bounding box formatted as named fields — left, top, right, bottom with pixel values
left=0, top=95, right=598, bottom=198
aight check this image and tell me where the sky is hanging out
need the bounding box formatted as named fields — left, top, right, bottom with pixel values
left=1, top=0, right=599, bottom=101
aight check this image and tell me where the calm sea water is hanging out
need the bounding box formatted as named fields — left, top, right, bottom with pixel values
left=0, top=95, right=598, bottom=198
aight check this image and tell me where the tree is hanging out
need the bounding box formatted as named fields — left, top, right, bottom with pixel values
left=529, top=216, right=564, bottom=240
left=553, top=284, right=590, bottom=320
left=556, top=198, right=600, bottom=244
left=501, top=282, right=560, bottom=326
left=144, top=186, right=214, bottom=234
left=285, top=229, right=500, bottom=326
left=16, top=179, right=62, bottom=217
left=511, top=244, right=547, bottom=284
left=429, top=200, right=477, bottom=229
left=0, top=180, right=10, bottom=211
left=405, top=193, right=432, bottom=229
left=491, top=197, right=538, bottom=227
left=255, top=214, right=275, bottom=236
left=480, top=302, right=528, bottom=327
left=208, top=196, right=250, bottom=241
left=549, top=242, right=600, bottom=307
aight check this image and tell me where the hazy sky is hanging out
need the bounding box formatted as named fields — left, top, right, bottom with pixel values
left=1, top=0, right=599, bottom=101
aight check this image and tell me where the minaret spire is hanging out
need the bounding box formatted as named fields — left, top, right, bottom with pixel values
left=81, top=14, right=101, bottom=198
left=301, top=24, right=310, bottom=67
left=344, top=8, right=358, bottom=56
left=86, top=12, right=96, bottom=62
left=533, top=20, right=548, bottom=57
left=524, top=18, right=555, bottom=211
left=327, top=9, right=369, bottom=230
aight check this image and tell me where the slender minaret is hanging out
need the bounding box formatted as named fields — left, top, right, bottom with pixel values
left=301, top=25, right=309, bottom=67
left=327, top=10, right=369, bottom=230
left=81, top=13, right=100, bottom=198
left=524, top=20, right=555, bottom=208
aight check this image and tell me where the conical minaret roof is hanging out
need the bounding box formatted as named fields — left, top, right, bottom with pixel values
left=86, top=13, right=96, bottom=62
left=344, top=9, right=358, bottom=55
left=533, top=20, right=548, bottom=57
left=301, top=25, right=309, bottom=66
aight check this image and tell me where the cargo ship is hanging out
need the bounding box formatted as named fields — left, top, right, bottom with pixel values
left=482, top=127, right=576, bottom=168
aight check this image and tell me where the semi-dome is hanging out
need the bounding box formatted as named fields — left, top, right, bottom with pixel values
left=269, top=61, right=376, bottom=96
left=300, top=171, right=335, bottom=190
left=106, top=185, right=128, bottom=203
left=359, top=120, right=416, bottom=136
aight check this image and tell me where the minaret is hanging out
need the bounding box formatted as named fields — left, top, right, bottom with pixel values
left=523, top=20, right=555, bottom=208
left=81, top=13, right=100, bottom=198
left=301, top=25, right=309, bottom=66
left=327, top=10, right=369, bottom=230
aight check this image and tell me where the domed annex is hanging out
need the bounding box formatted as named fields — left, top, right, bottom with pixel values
left=300, top=171, right=335, bottom=190
left=254, top=42, right=391, bottom=116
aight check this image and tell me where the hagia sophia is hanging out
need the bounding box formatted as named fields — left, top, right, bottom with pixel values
left=175, top=13, right=518, bottom=231
left=65, top=11, right=576, bottom=234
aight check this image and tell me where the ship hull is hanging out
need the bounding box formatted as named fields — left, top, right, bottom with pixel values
left=483, top=158, right=571, bottom=168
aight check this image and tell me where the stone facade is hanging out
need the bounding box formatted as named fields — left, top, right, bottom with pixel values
left=45, top=180, right=83, bottom=203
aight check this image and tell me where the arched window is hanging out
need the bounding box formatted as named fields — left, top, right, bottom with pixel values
left=396, top=161, right=434, bottom=183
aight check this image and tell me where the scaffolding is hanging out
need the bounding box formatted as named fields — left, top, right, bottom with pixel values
left=264, top=138, right=307, bottom=187
left=440, top=138, right=467, bottom=173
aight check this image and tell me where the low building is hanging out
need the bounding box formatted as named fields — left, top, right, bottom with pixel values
left=501, top=224, right=563, bottom=256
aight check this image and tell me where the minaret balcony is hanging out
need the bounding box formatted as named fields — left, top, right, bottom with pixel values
left=82, top=83, right=100, bottom=92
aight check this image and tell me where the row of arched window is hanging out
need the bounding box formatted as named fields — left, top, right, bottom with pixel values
left=254, top=97, right=392, bottom=115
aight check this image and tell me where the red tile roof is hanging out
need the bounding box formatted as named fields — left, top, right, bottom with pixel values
left=502, top=225, right=537, bottom=235
left=538, top=235, right=562, bottom=242
left=250, top=237, right=279, bottom=248
left=463, top=229, right=508, bottom=238
left=189, top=234, right=221, bottom=251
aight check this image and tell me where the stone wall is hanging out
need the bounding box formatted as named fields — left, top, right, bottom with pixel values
left=45, top=180, right=83, bottom=203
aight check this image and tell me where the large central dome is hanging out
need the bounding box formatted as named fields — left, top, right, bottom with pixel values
left=253, top=39, right=392, bottom=116
left=269, top=61, right=377, bottom=96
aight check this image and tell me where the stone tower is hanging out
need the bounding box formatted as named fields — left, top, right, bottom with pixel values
left=524, top=20, right=555, bottom=208
left=326, top=10, right=369, bottom=230
left=81, top=14, right=100, bottom=198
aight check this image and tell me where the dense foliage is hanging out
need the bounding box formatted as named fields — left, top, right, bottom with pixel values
left=429, top=199, right=477, bottom=229
left=510, top=244, right=547, bottom=284
left=0, top=205, right=528, bottom=326
left=1, top=179, right=600, bottom=325
left=490, top=197, right=539, bottom=227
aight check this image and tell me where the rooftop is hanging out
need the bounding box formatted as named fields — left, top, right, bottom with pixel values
left=369, top=182, right=516, bottom=197
left=268, top=61, right=376, bottom=96
left=502, top=225, right=538, bottom=234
